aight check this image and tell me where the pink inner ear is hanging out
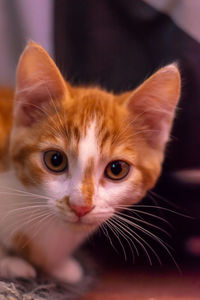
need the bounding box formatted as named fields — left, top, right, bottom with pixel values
left=16, top=97, right=50, bottom=126
left=128, top=96, right=177, bottom=150
left=14, top=42, right=68, bottom=127
left=14, top=81, right=55, bottom=126
left=125, top=64, right=181, bottom=150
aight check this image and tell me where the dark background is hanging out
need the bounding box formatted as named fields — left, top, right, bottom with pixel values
left=54, top=0, right=200, bottom=270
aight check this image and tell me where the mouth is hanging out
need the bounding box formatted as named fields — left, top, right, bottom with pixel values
left=59, top=213, right=97, bottom=229
left=58, top=209, right=111, bottom=228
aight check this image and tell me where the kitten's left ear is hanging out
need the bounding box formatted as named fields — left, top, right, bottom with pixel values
left=123, top=64, right=181, bottom=151
left=14, top=41, right=68, bottom=126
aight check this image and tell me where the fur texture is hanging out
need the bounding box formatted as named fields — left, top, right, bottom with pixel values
left=0, top=42, right=181, bottom=283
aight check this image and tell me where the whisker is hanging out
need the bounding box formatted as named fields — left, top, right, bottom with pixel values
left=116, top=215, right=172, bottom=250
left=117, top=211, right=171, bottom=237
left=116, top=204, right=193, bottom=219
left=117, top=216, right=171, bottom=264
left=115, top=205, right=173, bottom=227
left=115, top=206, right=145, bottom=221
left=21, top=213, right=56, bottom=249
left=0, top=204, right=50, bottom=224
left=0, top=201, right=48, bottom=208
left=110, top=217, right=154, bottom=265
left=108, top=219, right=138, bottom=259
left=115, top=215, right=181, bottom=272
left=9, top=211, right=53, bottom=238
left=100, top=222, right=119, bottom=255
left=106, top=219, right=128, bottom=261
left=0, top=186, right=52, bottom=200
left=107, top=218, right=138, bottom=260
left=148, top=190, right=185, bottom=211
left=1, top=208, right=50, bottom=237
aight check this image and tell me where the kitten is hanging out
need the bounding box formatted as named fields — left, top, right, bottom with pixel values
left=0, top=42, right=180, bottom=283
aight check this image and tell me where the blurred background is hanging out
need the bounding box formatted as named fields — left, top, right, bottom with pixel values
left=0, top=0, right=200, bottom=273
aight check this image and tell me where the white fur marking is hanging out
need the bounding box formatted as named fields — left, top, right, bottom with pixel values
left=78, top=120, right=98, bottom=171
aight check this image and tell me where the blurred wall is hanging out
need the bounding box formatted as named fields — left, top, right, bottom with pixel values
left=143, top=0, right=200, bottom=43
left=0, top=0, right=53, bottom=86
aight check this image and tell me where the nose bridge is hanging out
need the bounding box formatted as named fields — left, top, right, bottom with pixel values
left=68, top=166, right=95, bottom=217
left=69, top=157, right=95, bottom=207
left=81, top=157, right=95, bottom=207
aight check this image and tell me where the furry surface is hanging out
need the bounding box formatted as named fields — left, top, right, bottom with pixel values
left=0, top=276, right=89, bottom=300
left=0, top=252, right=95, bottom=300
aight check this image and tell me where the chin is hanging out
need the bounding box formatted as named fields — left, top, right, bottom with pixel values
left=82, top=213, right=112, bottom=226
left=67, top=221, right=97, bottom=233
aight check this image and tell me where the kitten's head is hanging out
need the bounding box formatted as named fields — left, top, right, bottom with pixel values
left=10, top=42, right=181, bottom=230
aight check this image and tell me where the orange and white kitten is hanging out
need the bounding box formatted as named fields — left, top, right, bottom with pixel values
left=0, top=42, right=180, bottom=283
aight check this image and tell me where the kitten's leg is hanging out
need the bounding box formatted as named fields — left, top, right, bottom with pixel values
left=50, top=257, right=83, bottom=283
left=0, top=245, right=36, bottom=279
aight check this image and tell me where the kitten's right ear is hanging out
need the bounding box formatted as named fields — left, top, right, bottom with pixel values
left=14, top=41, right=69, bottom=126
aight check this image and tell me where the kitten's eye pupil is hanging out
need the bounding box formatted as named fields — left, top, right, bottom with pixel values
left=43, top=150, right=68, bottom=173
left=105, top=160, right=130, bottom=181
left=110, top=162, right=122, bottom=175
left=51, top=152, right=63, bottom=167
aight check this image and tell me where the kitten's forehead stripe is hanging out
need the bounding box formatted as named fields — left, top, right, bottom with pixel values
left=78, top=121, right=97, bottom=206
left=78, top=121, right=98, bottom=168
left=81, top=157, right=94, bottom=206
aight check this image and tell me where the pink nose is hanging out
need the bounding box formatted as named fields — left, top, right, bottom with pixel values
left=70, top=204, right=93, bottom=217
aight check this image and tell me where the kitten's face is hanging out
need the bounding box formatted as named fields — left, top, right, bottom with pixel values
left=9, top=42, right=181, bottom=230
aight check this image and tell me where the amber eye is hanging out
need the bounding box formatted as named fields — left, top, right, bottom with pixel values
left=43, top=150, right=68, bottom=173
left=105, top=160, right=130, bottom=180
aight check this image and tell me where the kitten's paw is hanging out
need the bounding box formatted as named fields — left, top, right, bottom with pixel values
left=51, top=258, right=83, bottom=283
left=0, top=256, right=36, bottom=279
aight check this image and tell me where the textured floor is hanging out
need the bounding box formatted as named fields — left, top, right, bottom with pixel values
left=82, top=268, right=200, bottom=300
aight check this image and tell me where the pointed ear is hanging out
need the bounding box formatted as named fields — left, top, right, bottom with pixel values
left=14, top=41, right=68, bottom=126
left=125, top=64, right=181, bottom=150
